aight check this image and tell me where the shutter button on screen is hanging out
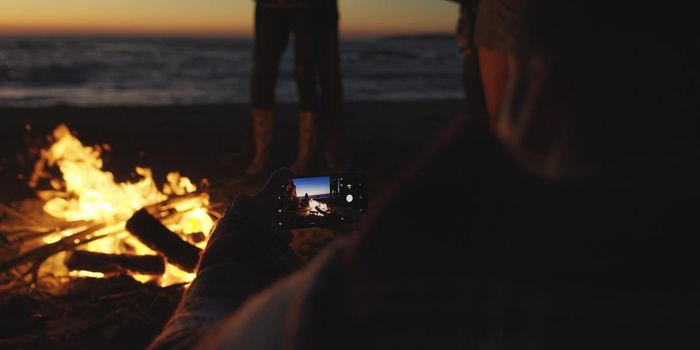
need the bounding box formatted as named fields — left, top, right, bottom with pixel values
left=346, top=194, right=354, bottom=203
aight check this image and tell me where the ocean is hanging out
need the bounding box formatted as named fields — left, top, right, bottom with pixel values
left=0, top=35, right=463, bottom=108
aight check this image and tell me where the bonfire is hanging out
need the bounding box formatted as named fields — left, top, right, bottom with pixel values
left=306, top=198, right=330, bottom=216
left=1, top=124, right=216, bottom=292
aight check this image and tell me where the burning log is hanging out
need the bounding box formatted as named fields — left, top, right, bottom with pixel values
left=65, top=251, right=165, bottom=275
left=0, top=124, right=215, bottom=289
left=126, top=209, right=201, bottom=272
left=144, top=190, right=206, bottom=215
left=0, top=224, right=108, bottom=274
left=0, top=203, right=38, bottom=226
left=314, top=206, right=329, bottom=216
left=0, top=221, right=91, bottom=248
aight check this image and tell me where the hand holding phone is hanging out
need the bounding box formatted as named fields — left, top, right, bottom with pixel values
left=233, top=168, right=295, bottom=230
left=199, top=168, right=302, bottom=273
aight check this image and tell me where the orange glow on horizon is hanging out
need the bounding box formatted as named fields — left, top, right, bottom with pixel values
left=0, top=0, right=456, bottom=38
left=0, top=24, right=250, bottom=38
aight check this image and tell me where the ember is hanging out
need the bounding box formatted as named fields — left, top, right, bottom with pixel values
left=3, top=124, right=215, bottom=290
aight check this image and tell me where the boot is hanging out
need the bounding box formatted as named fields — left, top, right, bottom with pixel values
left=244, top=109, right=275, bottom=176
left=290, top=111, right=320, bottom=175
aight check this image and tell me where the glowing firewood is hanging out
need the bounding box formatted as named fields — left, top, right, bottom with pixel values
left=65, top=250, right=165, bottom=275
left=125, top=209, right=201, bottom=273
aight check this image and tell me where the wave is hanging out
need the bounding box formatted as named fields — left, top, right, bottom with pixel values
left=0, top=36, right=462, bottom=107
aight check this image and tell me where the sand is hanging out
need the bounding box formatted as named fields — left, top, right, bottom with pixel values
left=0, top=100, right=465, bottom=204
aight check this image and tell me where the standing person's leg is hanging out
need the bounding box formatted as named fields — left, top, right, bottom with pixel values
left=290, top=6, right=321, bottom=175
left=247, top=5, right=292, bottom=176
left=457, top=2, right=487, bottom=119
left=317, top=1, right=346, bottom=172
left=478, top=47, right=510, bottom=121
left=473, top=0, right=526, bottom=124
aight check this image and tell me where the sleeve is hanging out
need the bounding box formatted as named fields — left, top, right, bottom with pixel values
left=149, top=240, right=351, bottom=350
left=148, top=201, right=303, bottom=350
left=147, top=262, right=273, bottom=350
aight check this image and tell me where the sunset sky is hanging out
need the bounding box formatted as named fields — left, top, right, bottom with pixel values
left=293, top=177, right=331, bottom=198
left=0, top=0, right=458, bottom=38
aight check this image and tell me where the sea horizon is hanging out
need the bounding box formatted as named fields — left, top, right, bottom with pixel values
left=0, top=32, right=454, bottom=40
left=0, top=34, right=463, bottom=108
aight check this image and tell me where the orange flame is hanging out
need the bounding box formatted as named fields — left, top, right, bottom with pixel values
left=33, top=124, right=213, bottom=286
left=307, top=198, right=330, bottom=216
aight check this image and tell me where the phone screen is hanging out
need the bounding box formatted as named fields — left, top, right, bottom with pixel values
left=277, top=174, right=367, bottom=230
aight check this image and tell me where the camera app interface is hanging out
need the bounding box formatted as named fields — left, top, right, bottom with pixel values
left=278, top=175, right=366, bottom=229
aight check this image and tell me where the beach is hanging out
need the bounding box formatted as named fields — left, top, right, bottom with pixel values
left=0, top=100, right=465, bottom=203
left=0, top=35, right=466, bottom=202
left=0, top=35, right=468, bottom=349
left=0, top=100, right=467, bottom=348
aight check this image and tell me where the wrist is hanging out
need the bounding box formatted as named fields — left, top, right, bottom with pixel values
left=198, top=212, right=302, bottom=279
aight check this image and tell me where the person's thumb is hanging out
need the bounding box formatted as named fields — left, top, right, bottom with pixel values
left=259, top=168, right=294, bottom=197
left=234, top=192, right=293, bottom=244
left=232, top=193, right=254, bottom=217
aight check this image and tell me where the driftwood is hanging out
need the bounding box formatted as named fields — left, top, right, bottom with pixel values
left=144, top=190, right=205, bottom=214
left=314, top=206, right=329, bottom=216
left=65, top=251, right=165, bottom=275
left=126, top=209, right=201, bottom=272
left=0, top=190, right=208, bottom=277
left=0, top=203, right=38, bottom=226
left=0, top=224, right=107, bottom=274
left=0, top=221, right=93, bottom=250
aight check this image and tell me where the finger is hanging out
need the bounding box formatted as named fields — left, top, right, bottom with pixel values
left=208, top=195, right=252, bottom=241
left=231, top=193, right=254, bottom=216
left=258, top=168, right=294, bottom=197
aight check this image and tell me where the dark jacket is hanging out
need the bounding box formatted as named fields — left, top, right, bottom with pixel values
left=150, top=115, right=700, bottom=349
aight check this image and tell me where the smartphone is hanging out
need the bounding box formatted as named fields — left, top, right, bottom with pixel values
left=276, top=174, right=367, bottom=230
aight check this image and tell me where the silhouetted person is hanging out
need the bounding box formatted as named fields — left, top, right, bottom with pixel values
left=449, top=0, right=486, bottom=118
left=247, top=0, right=345, bottom=176
left=474, top=0, right=526, bottom=123
left=246, top=0, right=320, bottom=176
left=316, top=0, right=346, bottom=172
left=150, top=1, right=698, bottom=349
